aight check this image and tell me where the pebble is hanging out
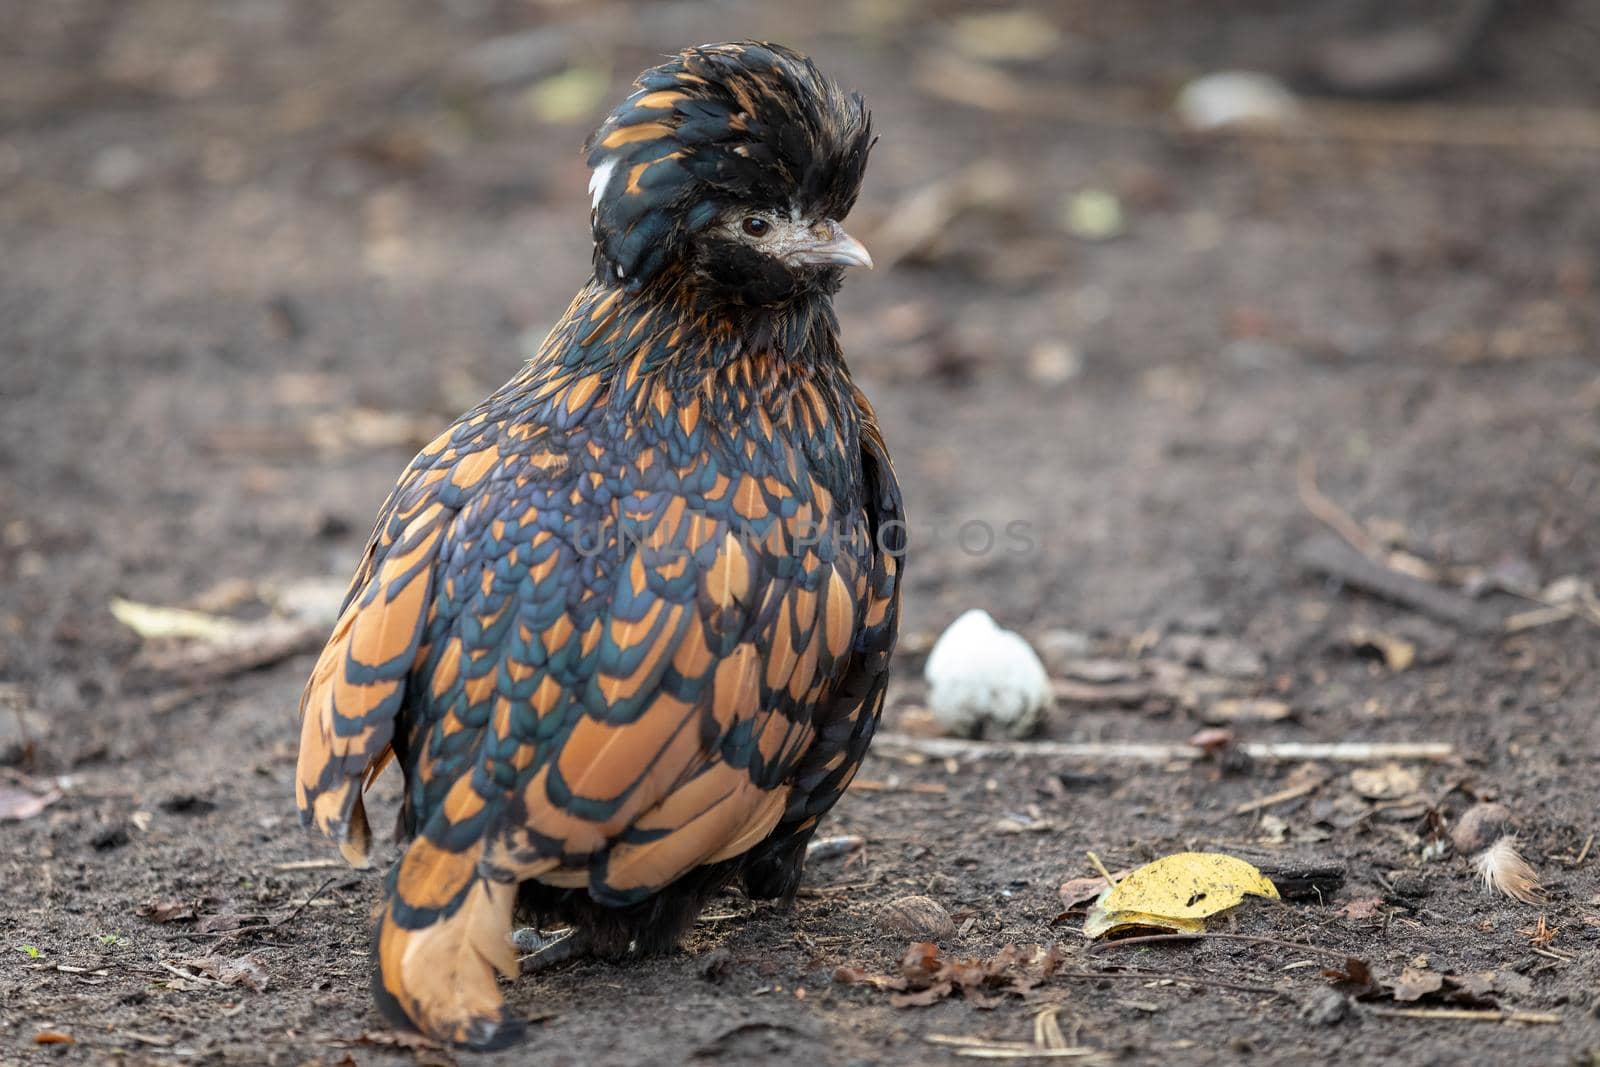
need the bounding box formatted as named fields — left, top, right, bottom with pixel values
left=1450, top=802, right=1517, bottom=855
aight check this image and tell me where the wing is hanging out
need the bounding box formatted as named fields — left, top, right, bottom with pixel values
left=293, top=425, right=456, bottom=868
left=742, top=386, right=904, bottom=898
left=293, top=347, right=588, bottom=867
left=394, top=475, right=867, bottom=904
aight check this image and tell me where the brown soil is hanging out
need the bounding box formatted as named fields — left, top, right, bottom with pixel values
left=3, top=2, right=1599, bottom=1064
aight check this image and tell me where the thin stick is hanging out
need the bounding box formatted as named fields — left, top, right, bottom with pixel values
left=1086, top=932, right=1349, bottom=961
left=1574, top=834, right=1594, bottom=866
left=1052, top=969, right=1289, bottom=1000
left=1503, top=604, right=1576, bottom=634
left=850, top=779, right=947, bottom=794
left=924, top=1034, right=1102, bottom=1059
left=273, top=858, right=343, bottom=871
left=873, top=734, right=1455, bottom=764
left=1297, top=454, right=1380, bottom=560
left=1531, top=946, right=1575, bottom=963
left=154, top=960, right=225, bottom=988
left=269, top=874, right=339, bottom=931
left=1364, top=1006, right=1561, bottom=1025
left=1296, top=537, right=1503, bottom=634
left=1232, top=774, right=1329, bottom=816
left=1085, top=852, right=1118, bottom=890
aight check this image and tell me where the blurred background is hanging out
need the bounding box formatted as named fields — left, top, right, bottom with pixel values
left=5, top=0, right=1599, bottom=656
left=4, top=0, right=1598, bottom=656
left=3, top=2, right=1600, bottom=1060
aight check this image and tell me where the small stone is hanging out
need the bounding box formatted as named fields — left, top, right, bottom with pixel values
left=876, top=895, right=956, bottom=941
left=1299, top=988, right=1349, bottom=1026
left=1450, top=802, right=1517, bottom=855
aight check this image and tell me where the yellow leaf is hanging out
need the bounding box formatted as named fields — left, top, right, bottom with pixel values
left=524, top=66, right=610, bottom=125
left=1082, top=899, right=1205, bottom=939
left=1082, top=852, right=1278, bottom=939
left=110, top=598, right=240, bottom=642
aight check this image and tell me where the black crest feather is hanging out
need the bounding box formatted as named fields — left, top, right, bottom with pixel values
left=585, top=41, right=874, bottom=289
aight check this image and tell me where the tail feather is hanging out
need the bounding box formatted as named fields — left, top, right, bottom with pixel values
left=374, top=838, right=521, bottom=1049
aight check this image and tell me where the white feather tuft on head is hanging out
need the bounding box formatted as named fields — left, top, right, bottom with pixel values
left=588, top=158, right=618, bottom=211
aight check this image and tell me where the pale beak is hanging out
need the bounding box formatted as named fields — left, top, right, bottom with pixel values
left=790, top=220, right=874, bottom=271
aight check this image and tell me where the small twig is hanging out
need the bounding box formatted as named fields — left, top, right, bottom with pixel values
left=797, top=881, right=871, bottom=898
left=1231, top=773, right=1329, bottom=816
left=873, top=734, right=1455, bottom=764
left=1573, top=834, right=1594, bottom=866
left=1531, top=946, right=1575, bottom=963
left=154, top=960, right=225, bottom=988
left=1052, top=969, right=1289, bottom=1000
left=1297, top=536, right=1503, bottom=634
left=1503, top=604, right=1576, bottom=634
left=1087, top=932, right=1349, bottom=961
left=850, top=779, right=947, bottom=794
left=925, top=1033, right=1104, bottom=1060
left=273, top=858, right=343, bottom=871
left=1364, top=1006, right=1561, bottom=1025
left=1085, top=852, right=1118, bottom=890
left=1297, top=454, right=1381, bottom=560
left=269, top=875, right=339, bottom=932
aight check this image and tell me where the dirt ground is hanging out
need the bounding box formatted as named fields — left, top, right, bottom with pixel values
left=4, top=1, right=1600, bottom=1064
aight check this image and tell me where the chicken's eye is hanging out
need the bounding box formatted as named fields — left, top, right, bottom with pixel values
left=741, top=216, right=770, bottom=238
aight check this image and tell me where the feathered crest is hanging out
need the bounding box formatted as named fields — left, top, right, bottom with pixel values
left=585, top=41, right=874, bottom=288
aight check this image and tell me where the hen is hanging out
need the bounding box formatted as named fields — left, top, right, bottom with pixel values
left=294, top=41, right=902, bottom=1047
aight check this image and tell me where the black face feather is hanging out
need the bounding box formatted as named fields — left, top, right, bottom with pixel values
left=585, top=42, right=874, bottom=300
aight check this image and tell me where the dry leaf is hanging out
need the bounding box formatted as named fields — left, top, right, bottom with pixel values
left=139, top=899, right=197, bottom=924
left=837, top=942, right=1063, bottom=1009
left=1337, top=897, right=1384, bottom=920
left=1083, top=852, right=1279, bottom=938
left=1321, top=956, right=1377, bottom=994
left=0, top=784, right=60, bottom=822
left=1203, top=698, right=1291, bottom=725
left=110, top=598, right=239, bottom=642
left=1390, top=966, right=1445, bottom=1003
left=1350, top=763, right=1420, bottom=801
left=1058, top=871, right=1128, bottom=911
